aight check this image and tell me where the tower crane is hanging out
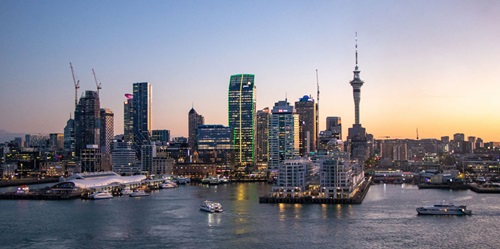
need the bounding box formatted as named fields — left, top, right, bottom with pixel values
left=92, top=69, right=102, bottom=96
left=70, top=62, right=80, bottom=108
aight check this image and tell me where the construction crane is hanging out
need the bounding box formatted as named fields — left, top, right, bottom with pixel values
left=316, top=69, right=320, bottom=150
left=70, top=62, right=80, bottom=108
left=92, top=69, right=102, bottom=96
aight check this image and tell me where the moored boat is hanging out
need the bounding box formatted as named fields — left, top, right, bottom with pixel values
left=121, top=187, right=133, bottom=195
left=416, top=203, right=472, bottom=215
left=200, top=200, right=223, bottom=213
left=130, top=189, right=150, bottom=197
left=90, top=191, right=113, bottom=199
left=16, top=185, right=30, bottom=194
left=160, top=181, right=178, bottom=189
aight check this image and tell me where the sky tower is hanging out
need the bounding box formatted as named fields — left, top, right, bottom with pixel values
left=350, top=33, right=364, bottom=125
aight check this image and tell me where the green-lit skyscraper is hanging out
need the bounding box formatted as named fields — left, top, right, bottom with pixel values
left=228, top=74, right=256, bottom=171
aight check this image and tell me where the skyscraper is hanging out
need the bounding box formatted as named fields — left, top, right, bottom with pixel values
left=256, top=107, right=270, bottom=163
left=100, top=108, right=114, bottom=155
left=63, top=117, right=75, bottom=155
left=326, top=117, right=342, bottom=140
left=295, top=95, right=317, bottom=156
left=123, top=94, right=134, bottom=142
left=188, top=108, right=204, bottom=151
left=74, top=90, right=100, bottom=157
left=228, top=74, right=256, bottom=171
left=268, top=100, right=300, bottom=171
left=132, top=82, right=152, bottom=157
left=152, top=130, right=170, bottom=145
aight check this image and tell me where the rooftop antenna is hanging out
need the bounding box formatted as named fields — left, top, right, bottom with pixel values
left=70, top=62, right=80, bottom=109
left=92, top=69, right=102, bottom=96
left=355, top=32, right=358, bottom=68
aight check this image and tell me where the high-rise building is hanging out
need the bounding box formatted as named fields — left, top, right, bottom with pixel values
left=49, top=133, right=64, bottom=151
left=188, top=108, right=204, bottom=150
left=152, top=130, right=170, bottom=145
left=196, top=124, right=232, bottom=164
left=63, top=117, right=75, bottom=154
left=123, top=95, right=134, bottom=142
left=228, top=74, right=256, bottom=171
left=74, top=90, right=100, bottom=157
left=268, top=100, right=300, bottom=171
left=256, top=107, right=270, bottom=163
left=295, top=95, right=317, bottom=156
left=133, top=82, right=152, bottom=157
left=100, top=108, right=114, bottom=155
left=111, top=140, right=139, bottom=175
left=81, top=144, right=101, bottom=172
left=326, top=117, right=342, bottom=140
left=141, top=143, right=156, bottom=173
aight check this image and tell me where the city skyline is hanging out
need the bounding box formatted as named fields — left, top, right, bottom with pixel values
left=1, top=1, right=499, bottom=141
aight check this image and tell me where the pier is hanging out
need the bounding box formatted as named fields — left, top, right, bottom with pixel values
left=259, top=179, right=371, bottom=205
left=0, top=189, right=81, bottom=200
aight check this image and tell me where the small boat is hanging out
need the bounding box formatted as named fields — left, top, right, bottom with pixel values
left=130, top=189, right=150, bottom=197
left=201, top=177, right=210, bottom=184
left=90, top=191, right=113, bottom=200
left=177, top=176, right=187, bottom=185
left=416, top=202, right=472, bottom=215
left=121, top=187, right=133, bottom=195
left=160, top=181, right=178, bottom=189
left=200, top=200, right=223, bottom=213
left=16, top=185, right=30, bottom=194
left=208, top=177, right=220, bottom=185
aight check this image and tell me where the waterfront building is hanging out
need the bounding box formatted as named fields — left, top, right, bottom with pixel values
left=326, top=117, right=342, bottom=140
left=319, top=141, right=364, bottom=199
left=268, top=100, right=300, bottom=171
left=196, top=124, right=232, bottom=165
left=173, top=162, right=217, bottom=179
left=152, top=157, right=174, bottom=175
left=188, top=108, right=205, bottom=151
left=133, top=82, right=152, bottom=157
left=272, top=158, right=316, bottom=198
left=54, top=171, right=146, bottom=190
left=152, top=130, right=170, bottom=145
left=63, top=117, right=75, bottom=154
left=141, top=143, right=156, bottom=174
left=111, top=140, right=140, bottom=175
left=74, top=90, right=100, bottom=158
left=81, top=145, right=101, bottom=172
left=295, top=95, right=317, bottom=156
left=123, top=95, right=134, bottom=143
left=49, top=133, right=64, bottom=151
left=228, top=74, right=256, bottom=171
left=256, top=107, right=270, bottom=163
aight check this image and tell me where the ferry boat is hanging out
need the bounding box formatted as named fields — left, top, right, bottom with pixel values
left=200, top=200, right=223, bottom=213
left=90, top=191, right=113, bottom=200
left=416, top=203, right=472, bottom=215
left=16, top=185, right=30, bottom=194
left=177, top=176, right=187, bottom=185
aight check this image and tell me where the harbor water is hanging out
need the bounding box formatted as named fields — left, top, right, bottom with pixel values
left=0, top=183, right=499, bottom=249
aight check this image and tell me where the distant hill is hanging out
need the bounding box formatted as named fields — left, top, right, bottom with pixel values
left=0, top=130, right=26, bottom=143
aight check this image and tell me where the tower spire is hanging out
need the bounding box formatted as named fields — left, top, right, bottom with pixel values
left=355, top=32, right=358, bottom=69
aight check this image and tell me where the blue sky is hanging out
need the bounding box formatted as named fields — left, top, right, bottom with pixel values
left=1, top=0, right=499, bottom=141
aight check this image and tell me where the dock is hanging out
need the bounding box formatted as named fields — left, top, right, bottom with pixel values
left=259, top=179, right=371, bottom=205
left=0, top=190, right=81, bottom=200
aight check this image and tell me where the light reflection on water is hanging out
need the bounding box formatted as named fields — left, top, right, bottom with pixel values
left=0, top=183, right=499, bottom=248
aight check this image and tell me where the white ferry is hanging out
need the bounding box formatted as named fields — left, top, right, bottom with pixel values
left=90, top=191, right=113, bottom=200
left=130, top=188, right=150, bottom=197
left=200, top=200, right=223, bottom=213
left=416, top=203, right=472, bottom=215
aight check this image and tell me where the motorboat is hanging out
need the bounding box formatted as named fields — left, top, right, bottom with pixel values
left=416, top=202, right=472, bottom=215
left=16, top=185, right=29, bottom=194
left=208, top=177, right=220, bottom=185
left=201, top=177, right=210, bottom=184
left=130, top=189, right=150, bottom=197
left=160, top=181, right=178, bottom=189
left=90, top=191, right=113, bottom=200
left=200, top=200, right=223, bottom=213
left=121, top=187, right=133, bottom=195
left=177, top=176, right=187, bottom=185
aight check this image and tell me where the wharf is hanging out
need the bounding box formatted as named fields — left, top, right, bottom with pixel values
left=417, top=183, right=469, bottom=190
left=0, top=177, right=59, bottom=188
left=469, top=183, right=500, bottom=194
left=259, top=179, right=371, bottom=205
left=0, top=190, right=81, bottom=200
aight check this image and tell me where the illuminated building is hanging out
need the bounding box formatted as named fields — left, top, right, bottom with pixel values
left=256, top=107, right=270, bottom=163
left=74, top=90, right=100, bottom=158
left=63, top=117, right=75, bottom=154
left=228, top=74, right=256, bottom=171
left=133, top=82, right=152, bottom=157
left=295, top=95, right=317, bottom=156
left=268, top=100, right=300, bottom=171
left=123, top=95, right=134, bottom=142
left=188, top=108, right=204, bottom=150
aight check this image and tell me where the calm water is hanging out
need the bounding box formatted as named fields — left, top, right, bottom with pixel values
left=0, top=183, right=499, bottom=249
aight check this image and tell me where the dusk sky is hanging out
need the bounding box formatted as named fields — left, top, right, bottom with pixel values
left=1, top=0, right=499, bottom=141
